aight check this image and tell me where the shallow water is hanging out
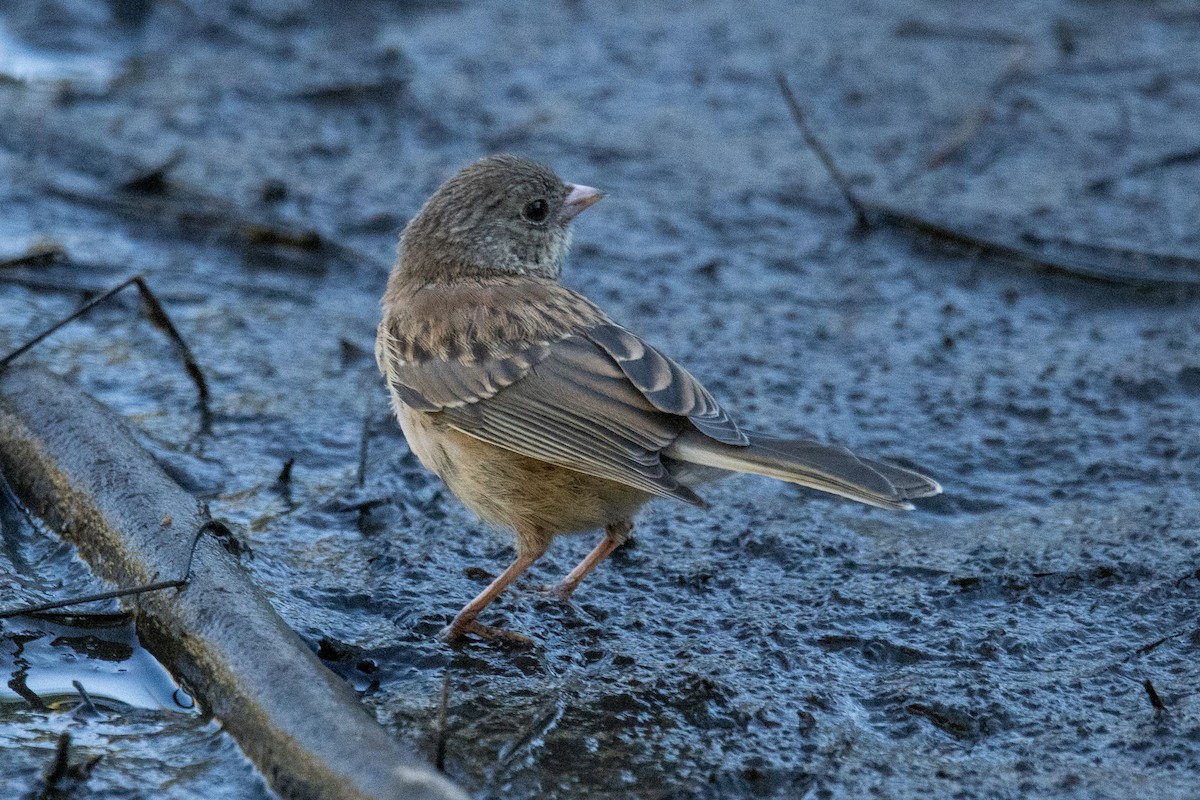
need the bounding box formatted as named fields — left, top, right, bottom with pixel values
left=0, top=480, right=269, bottom=799
left=1, top=0, right=1199, bottom=798
left=0, top=614, right=187, bottom=712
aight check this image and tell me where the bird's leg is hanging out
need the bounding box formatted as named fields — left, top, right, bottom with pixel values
left=547, top=519, right=633, bottom=602
left=439, top=548, right=544, bottom=645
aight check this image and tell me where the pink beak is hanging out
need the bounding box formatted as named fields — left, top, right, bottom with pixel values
left=562, top=183, right=603, bottom=221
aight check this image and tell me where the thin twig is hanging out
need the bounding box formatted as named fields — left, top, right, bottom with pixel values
left=0, top=276, right=121, bottom=294
left=1133, top=630, right=1189, bottom=658
left=24, top=610, right=132, bottom=625
left=0, top=581, right=183, bottom=619
left=492, top=683, right=571, bottom=783
left=0, top=275, right=212, bottom=432
left=130, top=277, right=212, bottom=433
left=925, top=45, right=1029, bottom=171
left=1, top=278, right=139, bottom=368
left=771, top=69, right=1200, bottom=287
left=774, top=73, right=871, bottom=228
left=47, top=182, right=382, bottom=272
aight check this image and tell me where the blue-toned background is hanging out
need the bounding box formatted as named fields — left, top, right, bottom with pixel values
left=1, top=1, right=1198, bottom=797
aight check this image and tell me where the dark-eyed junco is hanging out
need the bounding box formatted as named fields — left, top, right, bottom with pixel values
left=376, top=155, right=940, bottom=644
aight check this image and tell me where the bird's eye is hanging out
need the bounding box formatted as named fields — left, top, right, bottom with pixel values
left=522, top=198, right=549, bottom=223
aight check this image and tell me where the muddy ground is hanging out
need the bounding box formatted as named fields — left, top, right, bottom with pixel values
left=1, top=1, right=1198, bottom=798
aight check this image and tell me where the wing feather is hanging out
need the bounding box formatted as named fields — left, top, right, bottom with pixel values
left=378, top=283, right=741, bottom=506
left=436, top=335, right=704, bottom=504
left=586, top=324, right=748, bottom=446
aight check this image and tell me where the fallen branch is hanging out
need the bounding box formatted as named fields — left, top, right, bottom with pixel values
left=0, top=366, right=468, bottom=800
left=772, top=71, right=1200, bottom=287
left=1087, top=143, right=1200, bottom=192
left=37, top=731, right=101, bottom=800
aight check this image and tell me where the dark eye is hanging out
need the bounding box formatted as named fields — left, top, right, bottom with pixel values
left=522, top=198, right=549, bottom=223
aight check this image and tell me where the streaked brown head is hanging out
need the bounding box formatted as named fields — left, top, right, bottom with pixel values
left=397, top=155, right=602, bottom=283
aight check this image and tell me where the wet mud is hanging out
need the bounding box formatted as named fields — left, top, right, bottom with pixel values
left=2, top=1, right=1198, bottom=798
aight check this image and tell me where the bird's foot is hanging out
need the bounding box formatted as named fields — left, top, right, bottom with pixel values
left=539, top=582, right=577, bottom=603
left=437, top=617, right=534, bottom=648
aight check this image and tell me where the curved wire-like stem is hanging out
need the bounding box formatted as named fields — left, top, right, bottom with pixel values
left=0, top=518, right=225, bottom=620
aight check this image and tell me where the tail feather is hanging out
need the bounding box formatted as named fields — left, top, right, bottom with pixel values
left=665, top=430, right=941, bottom=511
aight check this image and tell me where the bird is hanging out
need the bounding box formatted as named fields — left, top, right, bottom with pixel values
left=376, top=154, right=941, bottom=645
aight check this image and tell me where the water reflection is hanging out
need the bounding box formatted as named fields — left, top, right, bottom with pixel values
left=0, top=481, right=265, bottom=800
left=1, top=479, right=193, bottom=714
left=1, top=615, right=193, bottom=713
left=0, top=17, right=117, bottom=85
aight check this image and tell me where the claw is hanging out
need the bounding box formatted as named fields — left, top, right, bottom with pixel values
left=438, top=618, right=534, bottom=648
left=539, top=583, right=575, bottom=603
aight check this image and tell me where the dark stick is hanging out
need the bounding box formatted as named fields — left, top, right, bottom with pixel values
left=774, top=73, right=872, bottom=229
left=47, top=181, right=382, bottom=272
left=7, top=670, right=48, bottom=710
left=44, top=731, right=72, bottom=789
left=132, top=276, right=212, bottom=433
left=0, top=243, right=66, bottom=270
left=72, top=680, right=100, bottom=716
left=1134, top=630, right=1187, bottom=658
left=120, top=149, right=184, bottom=194
left=1143, top=679, right=1167, bottom=713
left=357, top=410, right=371, bottom=488
left=0, top=275, right=212, bottom=432
left=1, top=278, right=140, bottom=368
left=0, top=580, right=186, bottom=619
left=435, top=668, right=451, bottom=772
left=38, top=730, right=101, bottom=796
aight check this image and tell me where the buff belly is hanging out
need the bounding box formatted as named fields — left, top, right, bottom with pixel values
left=397, top=403, right=652, bottom=556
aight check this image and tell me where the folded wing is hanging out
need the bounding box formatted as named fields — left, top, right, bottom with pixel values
left=382, top=313, right=939, bottom=511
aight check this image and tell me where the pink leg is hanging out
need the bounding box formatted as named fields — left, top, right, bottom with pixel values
left=439, top=549, right=543, bottom=645
left=548, top=520, right=633, bottom=602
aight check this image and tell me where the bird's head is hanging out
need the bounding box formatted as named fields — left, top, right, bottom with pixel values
left=398, top=154, right=602, bottom=282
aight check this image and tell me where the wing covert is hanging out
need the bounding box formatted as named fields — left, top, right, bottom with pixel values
left=585, top=324, right=748, bottom=446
